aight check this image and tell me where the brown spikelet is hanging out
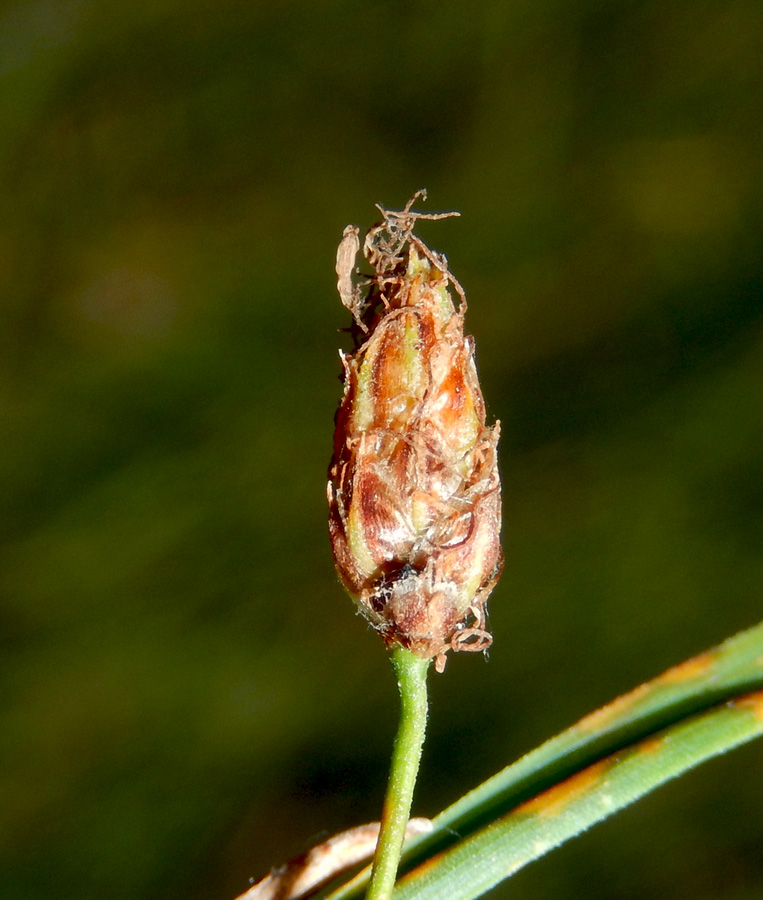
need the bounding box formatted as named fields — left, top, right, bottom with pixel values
left=328, top=192, right=502, bottom=672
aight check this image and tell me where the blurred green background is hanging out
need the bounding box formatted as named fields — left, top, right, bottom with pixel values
left=2, top=1, right=763, bottom=898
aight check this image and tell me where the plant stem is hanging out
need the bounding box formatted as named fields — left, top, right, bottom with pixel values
left=366, top=647, right=430, bottom=900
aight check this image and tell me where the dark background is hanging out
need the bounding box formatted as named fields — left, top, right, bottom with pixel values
left=2, top=1, right=763, bottom=898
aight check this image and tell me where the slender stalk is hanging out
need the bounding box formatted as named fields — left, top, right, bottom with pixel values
left=366, top=647, right=430, bottom=900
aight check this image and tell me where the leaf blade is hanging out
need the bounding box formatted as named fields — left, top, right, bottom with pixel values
left=324, top=621, right=763, bottom=900
left=393, top=689, right=763, bottom=900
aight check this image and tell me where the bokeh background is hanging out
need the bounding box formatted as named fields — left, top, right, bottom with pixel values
left=2, top=1, right=763, bottom=898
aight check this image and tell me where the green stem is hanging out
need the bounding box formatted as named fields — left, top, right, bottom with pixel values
left=366, top=647, right=430, bottom=900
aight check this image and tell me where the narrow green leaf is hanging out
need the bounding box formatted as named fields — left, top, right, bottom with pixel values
left=425, top=620, right=763, bottom=849
left=324, top=621, right=763, bottom=900
left=393, top=689, right=763, bottom=900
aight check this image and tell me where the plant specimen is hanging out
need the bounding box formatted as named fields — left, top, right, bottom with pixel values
left=234, top=196, right=763, bottom=900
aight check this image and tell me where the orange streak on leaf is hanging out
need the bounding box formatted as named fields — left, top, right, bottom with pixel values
left=517, top=761, right=610, bottom=819
left=732, top=689, right=763, bottom=724
left=658, top=651, right=716, bottom=685
left=576, top=684, right=651, bottom=733
left=635, top=736, right=664, bottom=756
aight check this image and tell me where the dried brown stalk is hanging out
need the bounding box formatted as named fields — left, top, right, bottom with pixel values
left=234, top=819, right=432, bottom=900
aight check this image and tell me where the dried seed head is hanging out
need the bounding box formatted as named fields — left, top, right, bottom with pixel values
left=328, top=194, right=502, bottom=672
